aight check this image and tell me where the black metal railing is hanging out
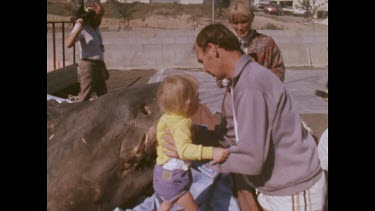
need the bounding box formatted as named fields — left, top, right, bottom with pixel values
left=47, top=21, right=76, bottom=71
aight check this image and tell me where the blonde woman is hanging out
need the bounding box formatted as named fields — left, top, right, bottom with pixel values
left=227, top=0, right=285, bottom=82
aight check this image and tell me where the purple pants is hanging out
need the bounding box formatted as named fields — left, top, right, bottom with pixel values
left=153, top=164, right=192, bottom=202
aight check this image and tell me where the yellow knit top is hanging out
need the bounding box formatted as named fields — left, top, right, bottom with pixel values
left=156, top=113, right=213, bottom=165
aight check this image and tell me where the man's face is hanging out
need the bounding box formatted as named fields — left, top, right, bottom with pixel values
left=230, top=15, right=251, bottom=39
left=194, top=43, right=226, bottom=80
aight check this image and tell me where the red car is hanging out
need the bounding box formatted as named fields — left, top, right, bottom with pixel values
left=263, top=3, right=284, bottom=16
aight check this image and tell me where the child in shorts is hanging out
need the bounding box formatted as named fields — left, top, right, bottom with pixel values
left=154, top=74, right=230, bottom=211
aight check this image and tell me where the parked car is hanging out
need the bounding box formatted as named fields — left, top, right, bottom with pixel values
left=255, top=0, right=270, bottom=10
left=281, top=6, right=294, bottom=15
left=263, top=3, right=284, bottom=16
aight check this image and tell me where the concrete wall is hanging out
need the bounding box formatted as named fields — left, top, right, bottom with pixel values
left=150, top=0, right=203, bottom=3
left=177, top=0, right=204, bottom=4
left=47, top=29, right=327, bottom=71
left=126, top=0, right=151, bottom=3
left=260, top=30, right=328, bottom=67
left=101, top=0, right=150, bottom=2
left=150, top=0, right=173, bottom=3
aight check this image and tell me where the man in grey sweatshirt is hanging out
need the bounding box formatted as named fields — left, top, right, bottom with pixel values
left=164, top=23, right=326, bottom=210
left=194, top=24, right=326, bottom=210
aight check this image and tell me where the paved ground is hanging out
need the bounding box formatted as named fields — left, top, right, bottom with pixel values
left=284, top=68, right=328, bottom=141
left=117, top=67, right=328, bottom=140
left=284, top=67, right=328, bottom=114
left=147, top=67, right=328, bottom=114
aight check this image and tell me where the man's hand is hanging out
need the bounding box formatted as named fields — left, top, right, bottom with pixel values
left=75, top=18, right=84, bottom=30
left=76, top=18, right=83, bottom=24
left=212, top=147, right=230, bottom=164
left=162, top=129, right=179, bottom=158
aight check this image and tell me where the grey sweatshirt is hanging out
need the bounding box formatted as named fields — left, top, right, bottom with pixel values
left=206, top=54, right=322, bottom=196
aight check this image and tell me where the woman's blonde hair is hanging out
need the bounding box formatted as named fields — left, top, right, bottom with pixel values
left=157, top=74, right=199, bottom=115
left=227, top=0, right=254, bottom=23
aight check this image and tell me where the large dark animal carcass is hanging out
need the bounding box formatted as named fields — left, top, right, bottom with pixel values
left=47, top=83, right=162, bottom=211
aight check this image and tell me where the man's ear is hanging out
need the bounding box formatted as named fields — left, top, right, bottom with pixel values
left=207, top=43, right=219, bottom=57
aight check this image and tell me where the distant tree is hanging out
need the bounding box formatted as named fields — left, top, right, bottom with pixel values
left=316, top=0, right=328, bottom=19
left=295, top=0, right=327, bottom=29
left=295, top=0, right=315, bottom=22
left=107, top=0, right=138, bottom=31
left=216, top=0, right=231, bottom=18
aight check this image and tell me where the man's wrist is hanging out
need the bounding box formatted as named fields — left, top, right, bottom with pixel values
left=76, top=22, right=83, bottom=29
left=72, top=22, right=83, bottom=33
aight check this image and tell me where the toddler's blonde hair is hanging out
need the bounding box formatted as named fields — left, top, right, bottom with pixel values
left=157, top=74, right=199, bottom=115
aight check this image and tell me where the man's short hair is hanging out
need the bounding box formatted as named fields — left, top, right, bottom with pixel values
left=195, top=23, right=241, bottom=52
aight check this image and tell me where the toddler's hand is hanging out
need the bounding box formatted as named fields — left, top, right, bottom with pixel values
left=212, top=147, right=230, bottom=163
